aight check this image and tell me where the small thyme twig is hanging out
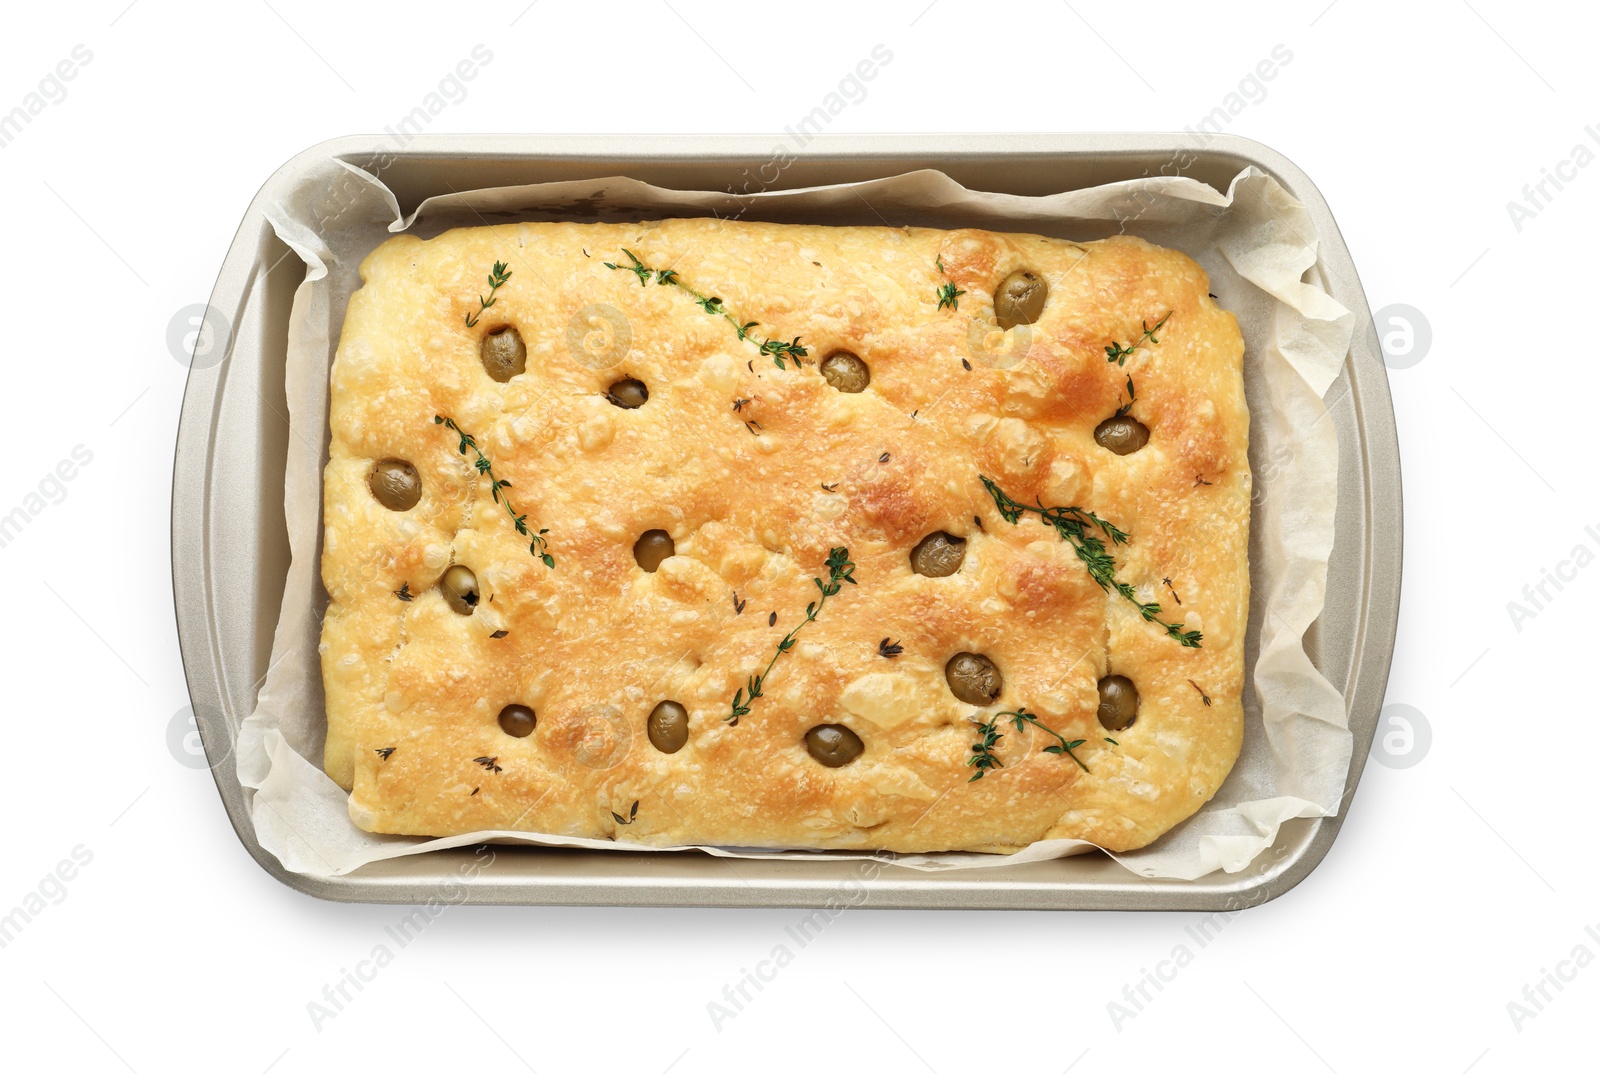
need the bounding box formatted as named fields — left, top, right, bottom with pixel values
left=935, top=255, right=965, bottom=311
left=878, top=638, right=904, bottom=658
left=726, top=547, right=856, bottom=725
left=1163, top=577, right=1182, bottom=605
left=464, top=261, right=512, bottom=328
left=967, top=707, right=1088, bottom=782
left=394, top=582, right=413, bottom=602
left=967, top=716, right=1005, bottom=781
left=604, top=249, right=808, bottom=369
left=980, top=476, right=1201, bottom=648
left=375, top=747, right=395, bottom=760
left=612, top=800, right=640, bottom=826
left=1115, top=374, right=1136, bottom=417
left=474, top=755, right=503, bottom=773
left=1105, top=310, right=1173, bottom=366
left=434, top=416, right=554, bottom=568
left=1188, top=679, right=1213, bottom=706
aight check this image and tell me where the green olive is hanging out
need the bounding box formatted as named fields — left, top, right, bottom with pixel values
left=1094, top=416, right=1150, bottom=455
left=820, top=351, right=870, bottom=393
left=1097, top=675, right=1139, bottom=731
left=994, top=270, right=1047, bottom=329
left=439, top=564, right=480, bottom=615
left=607, top=377, right=649, bottom=408
left=634, top=529, right=675, bottom=572
left=804, top=724, right=864, bottom=768
left=480, top=326, right=527, bottom=382
left=945, top=652, right=1003, bottom=706
left=498, top=704, right=536, bottom=738
left=647, top=700, right=690, bottom=753
left=367, top=459, right=421, bottom=511
left=910, top=531, right=966, bottom=577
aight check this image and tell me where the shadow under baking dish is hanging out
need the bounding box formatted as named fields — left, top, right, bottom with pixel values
left=171, top=133, right=1401, bottom=910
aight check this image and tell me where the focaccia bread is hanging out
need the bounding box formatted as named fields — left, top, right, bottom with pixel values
left=319, top=217, right=1249, bottom=853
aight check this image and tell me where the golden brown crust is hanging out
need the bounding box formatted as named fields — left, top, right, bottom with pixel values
left=320, top=218, right=1249, bottom=853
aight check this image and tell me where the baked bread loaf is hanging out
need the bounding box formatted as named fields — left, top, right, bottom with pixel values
left=320, top=217, right=1249, bottom=853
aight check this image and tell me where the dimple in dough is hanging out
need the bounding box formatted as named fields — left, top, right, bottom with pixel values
left=320, top=218, right=1249, bottom=853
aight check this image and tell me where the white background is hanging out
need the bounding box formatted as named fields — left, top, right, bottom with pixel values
left=0, top=1, right=1592, bottom=1070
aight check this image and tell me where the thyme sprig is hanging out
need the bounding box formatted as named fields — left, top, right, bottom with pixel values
left=980, top=476, right=1201, bottom=647
left=434, top=415, right=554, bottom=568
left=726, top=547, right=856, bottom=725
left=935, top=254, right=965, bottom=311
left=1105, top=310, right=1173, bottom=366
left=967, top=707, right=1089, bottom=782
left=604, top=249, right=809, bottom=369
left=464, top=261, right=512, bottom=328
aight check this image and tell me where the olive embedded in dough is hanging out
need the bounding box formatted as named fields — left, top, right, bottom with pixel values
left=439, top=564, right=480, bottom=615
left=367, top=459, right=421, bottom=511
left=1097, top=675, right=1139, bottom=731
left=480, top=325, right=527, bottom=382
left=994, top=270, right=1048, bottom=329
left=607, top=377, right=649, bottom=408
left=945, top=652, right=1003, bottom=706
left=805, top=724, right=864, bottom=768
left=910, top=531, right=966, bottom=577
left=498, top=704, right=537, bottom=738
left=647, top=700, right=690, bottom=753
left=633, top=529, right=675, bottom=572
left=819, top=350, right=870, bottom=393
left=1094, top=415, right=1150, bottom=455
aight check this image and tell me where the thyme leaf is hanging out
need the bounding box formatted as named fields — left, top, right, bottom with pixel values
left=980, top=475, right=1201, bottom=648
left=1115, top=374, right=1136, bottom=417
left=726, top=547, right=856, bottom=725
left=434, top=416, right=555, bottom=568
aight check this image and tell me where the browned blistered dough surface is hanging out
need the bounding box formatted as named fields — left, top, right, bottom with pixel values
left=320, top=218, right=1249, bottom=853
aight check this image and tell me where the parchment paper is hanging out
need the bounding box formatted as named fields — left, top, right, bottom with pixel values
left=235, top=157, right=1353, bottom=881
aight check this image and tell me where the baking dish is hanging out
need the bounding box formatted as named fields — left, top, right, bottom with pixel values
left=171, top=133, right=1401, bottom=908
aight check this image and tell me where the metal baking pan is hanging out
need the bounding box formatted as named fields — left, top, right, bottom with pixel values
left=171, top=133, right=1401, bottom=909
